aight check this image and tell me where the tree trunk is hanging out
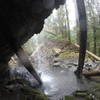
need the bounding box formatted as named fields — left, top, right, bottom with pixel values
left=64, top=21, right=68, bottom=38
left=99, top=47, right=100, bottom=57
left=65, top=3, right=71, bottom=43
left=87, top=41, right=90, bottom=50
left=83, top=71, right=100, bottom=77
left=93, top=25, right=97, bottom=54
left=75, top=0, right=87, bottom=77
left=76, top=19, right=80, bottom=45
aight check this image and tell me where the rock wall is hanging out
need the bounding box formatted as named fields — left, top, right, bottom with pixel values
left=0, top=1, right=65, bottom=99
left=0, top=0, right=65, bottom=62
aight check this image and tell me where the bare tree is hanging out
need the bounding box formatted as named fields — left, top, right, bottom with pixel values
left=65, top=3, right=71, bottom=42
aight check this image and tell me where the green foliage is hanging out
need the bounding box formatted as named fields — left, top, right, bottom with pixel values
left=85, top=0, right=100, bottom=56
left=43, top=4, right=69, bottom=40
left=21, top=85, right=48, bottom=100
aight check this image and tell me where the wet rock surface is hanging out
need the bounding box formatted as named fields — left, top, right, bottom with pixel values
left=10, top=66, right=40, bottom=88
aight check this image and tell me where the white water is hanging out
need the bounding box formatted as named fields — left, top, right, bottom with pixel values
left=32, top=35, right=40, bottom=70
left=31, top=34, right=53, bottom=84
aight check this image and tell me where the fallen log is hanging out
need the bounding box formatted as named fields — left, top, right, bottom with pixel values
left=83, top=70, right=100, bottom=77
left=75, top=44, right=100, bottom=61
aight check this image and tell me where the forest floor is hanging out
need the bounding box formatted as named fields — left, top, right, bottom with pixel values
left=9, top=34, right=100, bottom=100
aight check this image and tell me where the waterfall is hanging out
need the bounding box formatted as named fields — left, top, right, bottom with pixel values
left=31, top=34, right=43, bottom=73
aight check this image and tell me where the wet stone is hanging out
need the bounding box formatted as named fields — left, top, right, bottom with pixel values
left=53, top=62, right=61, bottom=67
left=10, top=66, right=40, bottom=88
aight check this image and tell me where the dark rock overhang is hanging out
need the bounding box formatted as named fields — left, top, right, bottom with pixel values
left=0, top=0, right=65, bottom=62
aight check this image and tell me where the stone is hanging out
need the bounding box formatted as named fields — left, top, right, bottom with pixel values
left=0, top=0, right=65, bottom=63
left=53, top=62, right=61, bottom=67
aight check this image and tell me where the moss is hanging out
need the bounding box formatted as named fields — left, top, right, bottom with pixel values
left=64, top=96, right=77, bottom=100
left=94, top=83, right=100, bottom=88
left=90, top=84, right=100, bottom=99
left=74, top=91, right=88, bottom=97
left=22, top=85, right=41, bottom=95
left=59, top=51, right=79, bottom=57
left=93, top=91, right=100, bottom=99
left=21, top=85, right=48, bottom=100
left=34, top=94, right=48, bottom=100
left=85, top=95, right=94, bottom=100
left=73, top=91, right=94, bottom=100
left=73, top=89, right=100, bottom=100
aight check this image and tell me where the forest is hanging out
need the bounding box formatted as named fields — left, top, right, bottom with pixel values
left=42, top=0, right=100, bottom=57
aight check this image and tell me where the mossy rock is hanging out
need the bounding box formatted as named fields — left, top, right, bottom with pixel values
left=34, top=94, right=48, bottom=100
left=90, top=84, right=100, bottom=99
left=21, top=85, right=48, bottom=100
left=73, top=91, right=88, bottom=97
left=64, top=96, right=77, bottom=100
left=73, top=90, right=98, bottom=100
left=22, top=85, right=41, bottom=95
left=93, top=91, right=100, bottom=99
left=94, top=83, right=100, bottom=88
left=59, top=52, right=79, bottom=57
